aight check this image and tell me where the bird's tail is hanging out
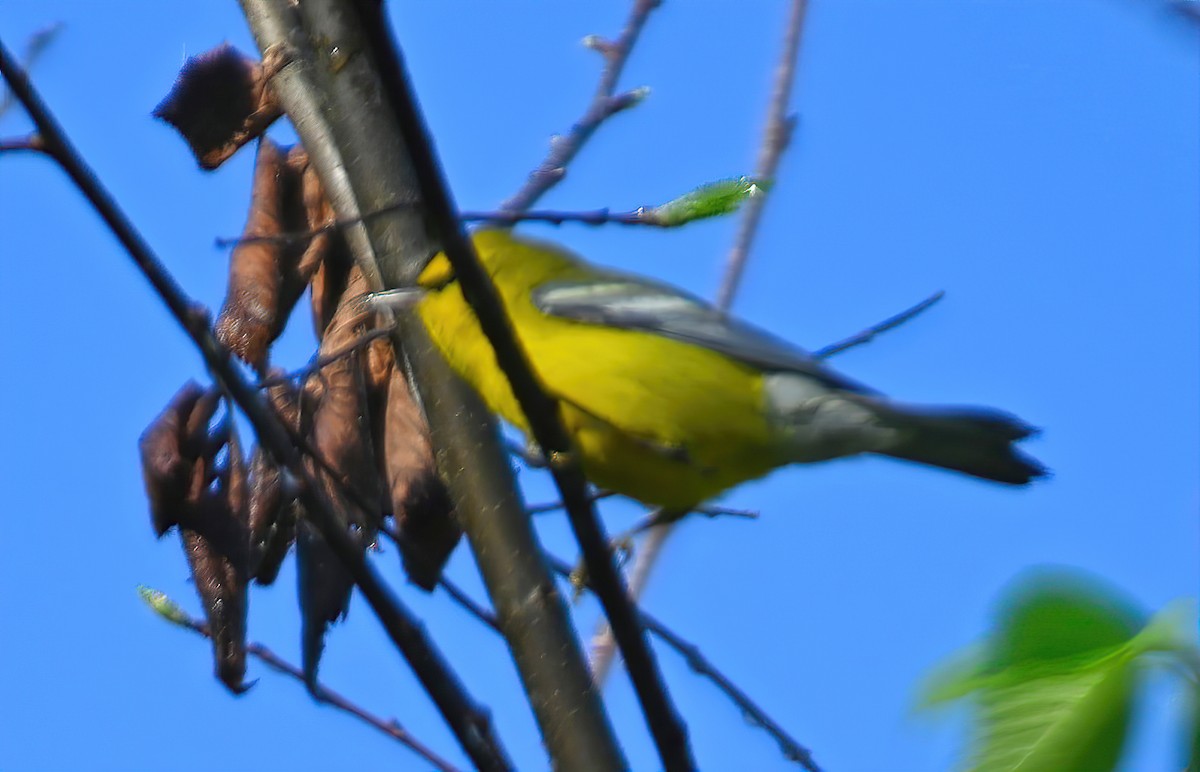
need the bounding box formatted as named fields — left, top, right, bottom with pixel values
left=877, top=404, right=1048, bottom=485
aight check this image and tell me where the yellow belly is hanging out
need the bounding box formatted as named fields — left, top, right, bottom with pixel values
left=418, top=282, right=782, bottom=509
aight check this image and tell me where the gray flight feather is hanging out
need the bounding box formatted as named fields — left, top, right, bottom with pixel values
left=532, top=276, right=877, bottom=395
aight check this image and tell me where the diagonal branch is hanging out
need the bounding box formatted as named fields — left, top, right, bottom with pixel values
left=376, top=523, right=820, bottom=771
left=0, top=35, right=510, bottom=772
left=349, top=2, right=694, bottom=768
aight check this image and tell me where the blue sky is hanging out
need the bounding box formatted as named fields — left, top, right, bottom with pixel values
left=1, top=2, right=1196, bottom=770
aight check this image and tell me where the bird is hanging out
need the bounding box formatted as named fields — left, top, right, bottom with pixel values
left=387, top=228, right=1046, bottom=510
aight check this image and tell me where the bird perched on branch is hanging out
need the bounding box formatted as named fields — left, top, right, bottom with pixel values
left=381, top=229, right=1046, bottom=510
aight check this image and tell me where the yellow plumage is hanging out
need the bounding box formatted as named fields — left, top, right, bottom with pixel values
left=417, top=230, right=781, bottom=508
left=414, top=229, right=1044, bottom=509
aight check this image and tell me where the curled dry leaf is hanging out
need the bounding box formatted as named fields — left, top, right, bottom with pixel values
left=140, top=381, right=208, bottom=536
left=214, top=140, right=325, bottom=372
left=298, top=274, right=386, bottom=684
left=139, top=383, right=250, bottom=693
left=153, top=43, right=283, bottom=170
left=296, top=150, right=355, bottom=341
left=376, top=352, right=460, bottom=591
left=247, top=444, right=297, bottom=586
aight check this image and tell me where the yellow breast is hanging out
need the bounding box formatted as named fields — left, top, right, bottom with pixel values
left=416, top=232, right=781, bottom=508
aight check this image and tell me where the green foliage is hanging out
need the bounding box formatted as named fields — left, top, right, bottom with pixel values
left=647, top=176, right=769, bottom=227
left=919, top=569, right=1199, bottom=772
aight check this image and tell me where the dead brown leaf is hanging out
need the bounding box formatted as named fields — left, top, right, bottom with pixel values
left=153, top=43, right=282, bottom=171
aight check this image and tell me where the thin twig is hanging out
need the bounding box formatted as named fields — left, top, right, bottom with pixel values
left=613, top=506, right=759, bottom=543
left=0, top=38, right=510, bottom=771
left=256, top=328, right=393, bottom=389
left=147, top=594, right=462, bottom=772
left=592, top=0, right=812, bottom=689
left=379, top=526, right=503, bottom=632
left=500, top=0, right=662, bottom=213
left=0, top=23, right=62, bottom=121
left=527, top=489, right=617, bottom=514
left=813, top=290, right=945, bottom=359
left=464, top=208, right=656, bottom=227
left=541, top=553, right=821, bottom=771
left=216, top=207, right=661, bottom=251
left=642, top=614, right=821, bottom=771
left=0, top=133, right=46, bottom=154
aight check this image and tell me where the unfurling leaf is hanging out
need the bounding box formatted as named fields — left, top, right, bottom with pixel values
left=647, top=176, right=769, bottom=227
left=137, top=586, right=190, bottom=627
left=153, top=43, right=282, bottom=170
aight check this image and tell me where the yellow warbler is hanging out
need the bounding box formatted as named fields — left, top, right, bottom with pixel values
left=404, top=229, right=1045, bottom=509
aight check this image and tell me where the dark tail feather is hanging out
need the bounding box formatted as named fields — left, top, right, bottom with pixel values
left=879, top=405, right=1048, bottom=485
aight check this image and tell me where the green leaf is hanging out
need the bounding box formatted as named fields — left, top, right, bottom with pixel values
left=647, top=176, right=769, bottom=227
left=969, top=647, right=1135, bottom=772
left=919, top=569, right=1153, bottom=772
left=919, top=643, right=990, bottom=707
left=987, top=569, right=1144, bottom=670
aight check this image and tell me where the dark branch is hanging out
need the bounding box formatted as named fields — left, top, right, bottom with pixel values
left=0, top=36, right=509, bottom=772
left=235, top=1, right=623, bottom=768
left=357, top=2, right=693, bottom=767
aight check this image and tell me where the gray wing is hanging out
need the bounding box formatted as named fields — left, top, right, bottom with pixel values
left=532, top=275, right=877, bottom=395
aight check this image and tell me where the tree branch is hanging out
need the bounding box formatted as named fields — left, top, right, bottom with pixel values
left=379, top=524, right=821, bottom=772
left=234, top=1, right=626, bottom=769
left=348, top=2, right=694, bottom=767
left=0, top=35, right=510, bottom=772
